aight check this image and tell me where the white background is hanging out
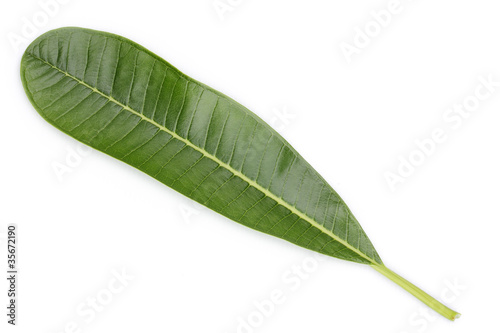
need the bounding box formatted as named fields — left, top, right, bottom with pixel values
left=1, top=0, right=499, bottom=332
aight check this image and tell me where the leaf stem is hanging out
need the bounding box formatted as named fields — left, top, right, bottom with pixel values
left=371, top=264, right=461, bottom=321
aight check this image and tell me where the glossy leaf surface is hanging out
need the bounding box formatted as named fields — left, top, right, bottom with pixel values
left=21, top=27, right=381, bottom=265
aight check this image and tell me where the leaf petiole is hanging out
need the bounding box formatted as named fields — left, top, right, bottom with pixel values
left=372, top=264, right=461, bottom=321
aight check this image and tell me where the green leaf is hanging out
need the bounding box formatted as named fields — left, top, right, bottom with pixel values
left=20, top=27, right=460, bottom=320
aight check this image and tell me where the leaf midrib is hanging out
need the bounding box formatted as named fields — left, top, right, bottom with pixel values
left=25, top=52, right=377, bottom=265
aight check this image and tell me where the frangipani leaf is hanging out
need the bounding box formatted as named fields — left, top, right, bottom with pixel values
left=20, top=27, right=460, bottom=321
